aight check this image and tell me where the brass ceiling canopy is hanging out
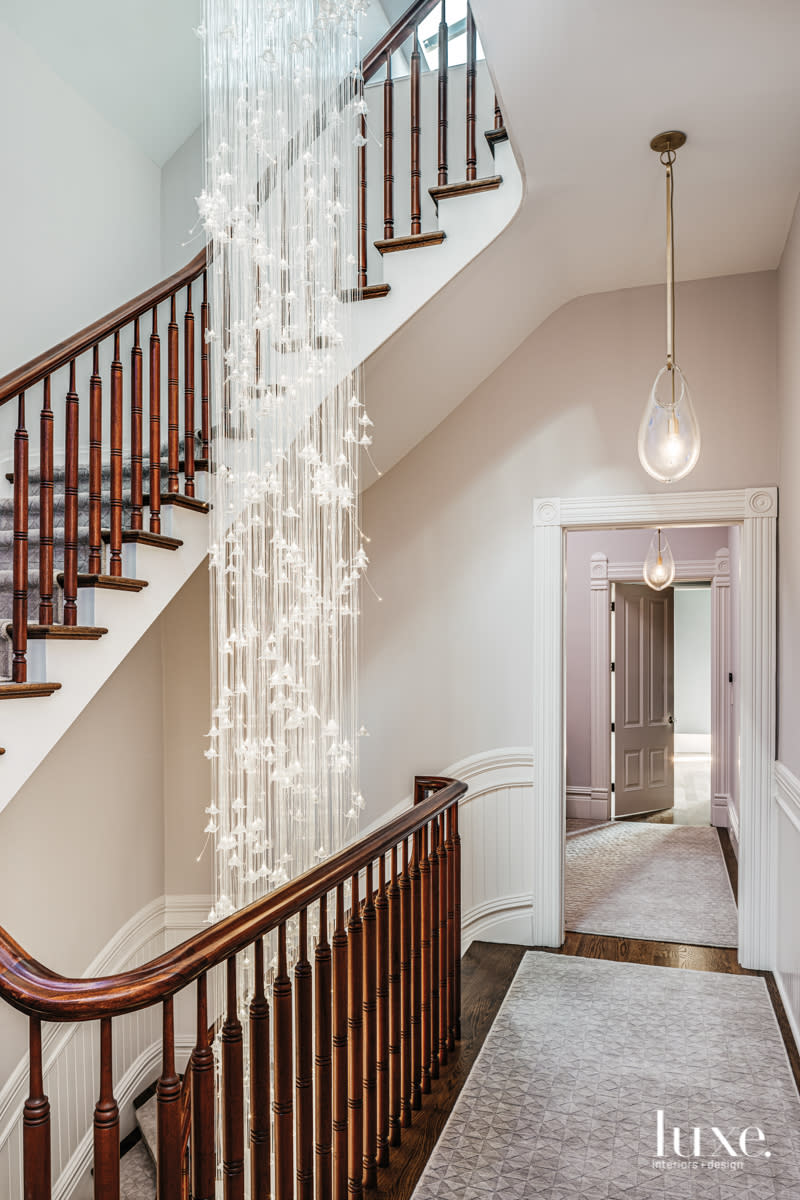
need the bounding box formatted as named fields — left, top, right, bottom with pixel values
left=649, top=130, right=687, bottom=155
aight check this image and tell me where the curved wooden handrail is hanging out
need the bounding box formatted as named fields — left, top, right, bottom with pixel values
left=0, top=777, right=465, bottom=1022
left=0, top=0, right=442, bottom=409
left=0, top=251, right=207, bottom=407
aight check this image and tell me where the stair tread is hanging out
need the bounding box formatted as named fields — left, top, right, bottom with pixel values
left=0, top=681, right=61, bottom=698
left=141, top=492, right=211, bottom=514
left=485, top=125, right=509, bottom=154
left=429, top=175, right=503, bottom=206
left=15, top=625, right=109, bottom=640
left=136, top=1095, right=158, bottom=1167
left=341, top=283, right=391, bottom=301
left=374, top=230, right=446, bottom=254
left=100, top=529, right=183, bottom=550
left=58, top=573, right=148, bottom=591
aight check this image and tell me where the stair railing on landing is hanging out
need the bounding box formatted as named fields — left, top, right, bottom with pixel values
left=0, top=0, right=504, bottom=693
left=0, top=775, right=465, bottom=1200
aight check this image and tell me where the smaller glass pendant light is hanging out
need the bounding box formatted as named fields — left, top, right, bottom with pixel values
left=643, top=528, right=676, bottom=591
left=638, top=132, right=701, bottom=483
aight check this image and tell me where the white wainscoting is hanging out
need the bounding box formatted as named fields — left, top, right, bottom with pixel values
left=773, top=761, right=800, bottom=1057
left=0, top=894, right=210, bottom=1200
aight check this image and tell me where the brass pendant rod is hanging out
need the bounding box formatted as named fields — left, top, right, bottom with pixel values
left=665, top=159, right=675, bottom=370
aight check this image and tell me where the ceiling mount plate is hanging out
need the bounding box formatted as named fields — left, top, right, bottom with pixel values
left=650, top=130, right=687, bottom=154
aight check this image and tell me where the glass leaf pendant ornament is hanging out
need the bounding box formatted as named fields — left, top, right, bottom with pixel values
left=643, top=528, right=676, bottom=591
left=638, top=131, right=701, bottom=484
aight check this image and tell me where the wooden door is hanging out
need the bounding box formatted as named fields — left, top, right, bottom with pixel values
left=613, top=583, right=675, bottom=818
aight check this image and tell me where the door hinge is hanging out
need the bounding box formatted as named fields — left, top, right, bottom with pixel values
left=610, top=600, right=615, bottom=612
left=610, top=661, right=615, bottom=672
left=611, top=782, right=615, bottom=793
left=611, top=722, right=615, bottom=733
left=729, top=672, right=734, bottom=684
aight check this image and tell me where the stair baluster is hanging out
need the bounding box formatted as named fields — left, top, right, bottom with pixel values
left=466, top=5, right=478, bottom=181
left=429, top=817, right=440, bottom=1081
left=445, top=805, right=457, bottom=1050
left=387, top=845, right=401, bottom=1146
left=38, top=378, right=54, bottom=626
left=63, top=363, right=79, bottom=626
left=410, top=30, right=422, bottom=236
left=12, top=393, right=28, bottom=680
left=437, top=814, right=449, bottom=1066
left=200, top=270, right=210, bottom=462
left=438, top=1, right=449, bottom=186
left=167, top=294, right=180, bottom=496
left=149, top=308, right=162, bottom=534
left=93, top=1018, right=120, bottom=1200
left=332, top=884, right=348, bottom=1200
left=273, top=924, right=294, bottom=1200
left=419, top=823, right=432, bottom=1094
left=157, top=997, right=182, bottom=1200
left=347, top=872, right=364, bottom=1200
left=358, top=80, right=368, bottom=291
left=191, top=972, right=216, bottom=1200
left=410, top=831, right=423, bottom=1110
left=23, top=1016, right=51, bottom=1200
left=314, top=895, right=333, bottom=1198
left=184, top=283, right=196, bottom=498
left=88, top=347, right=103, bottom=576
left=250, top=939, right=271, bottom=1200
left=109, top=333, right=124, bottom=577
left=296, top=909, right=314, bottom=1200
left=383, top=53, right=394, bottom=240
left=131, top=318, right=144, bottom=531
left=494, top=94, right=502, bottom=130
left=399, top=838, right=412, bottom=1127
left=362, top=862, right=378, bottom=1187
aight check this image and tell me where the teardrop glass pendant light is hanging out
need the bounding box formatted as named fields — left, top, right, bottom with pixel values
left=638, top=131, right=701, bottom=484
left=643, top=528, right=676, bottom=591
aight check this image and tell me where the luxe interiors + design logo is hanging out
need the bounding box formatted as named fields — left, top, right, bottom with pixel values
left=652, top=1109, right=771, bottom=1173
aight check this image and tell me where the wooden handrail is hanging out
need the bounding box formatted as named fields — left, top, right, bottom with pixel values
left=0, top=778, right=465, bottom=1022
left=0, top=252, right=207, bottom=407
left=0, top=0, right=447, bottom=409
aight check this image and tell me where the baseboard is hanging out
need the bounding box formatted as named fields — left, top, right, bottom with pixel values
left=773, top=968, right=800, bottom=1067
left=462, top=892, right=533, bottom=953
left=712, top=793, right=731, bottom=829
left=566, top=786, right=607, bottom=820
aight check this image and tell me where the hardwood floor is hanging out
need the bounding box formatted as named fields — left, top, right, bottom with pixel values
left=377, top=826, right=799, bottom=1199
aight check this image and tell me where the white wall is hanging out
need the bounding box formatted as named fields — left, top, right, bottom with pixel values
left=0, top=20, right=162, bottom=377
left=674, top=586, right=711, bottom=737
left=161, top=126, right=204, bottom=277
left=359, top=270, right=778, bottom=824
left=564, top=526, right=726, bottom=790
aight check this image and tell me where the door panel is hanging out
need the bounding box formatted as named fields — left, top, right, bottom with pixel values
left=614, top=583, right=674, bottom=817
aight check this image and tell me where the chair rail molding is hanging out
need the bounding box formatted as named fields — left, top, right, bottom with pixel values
left=587, top=546, right=733, bottom=827
left=532, top=487, right=777, bottom=969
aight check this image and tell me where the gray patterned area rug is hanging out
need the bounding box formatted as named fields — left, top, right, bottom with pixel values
left=413, top=954, right=800, bottom=1199
left=565, top=823, right=738, bottom=947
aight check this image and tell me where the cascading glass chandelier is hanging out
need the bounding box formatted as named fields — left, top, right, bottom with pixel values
left=643, top=527, right=675, bottom=591
left=638, top=131, right=701, bottom=484
left=199, top=0, right=371, bottom=940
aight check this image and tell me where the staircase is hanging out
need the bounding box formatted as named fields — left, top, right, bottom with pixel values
left=0, top=1, right=520, bottom=809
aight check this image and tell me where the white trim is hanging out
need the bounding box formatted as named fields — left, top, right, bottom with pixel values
left=773, top=970, right=800, bottom=1072
left=727, top=796, right=740, bottom=857
left=533, top=487, right=777, bottom=968
left=0, top=894, right=210, bottom=1200
left=566, top=786, right=607, bottom=820
left=587, top=548, right=733, bottom=829
left=774, top=760, right=800, bottom=835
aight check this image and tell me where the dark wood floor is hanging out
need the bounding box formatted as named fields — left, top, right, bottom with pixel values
left=377, top=825, right=800, bottom=1200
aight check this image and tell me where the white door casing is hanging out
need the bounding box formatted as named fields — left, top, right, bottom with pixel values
left=532, top=488, right=777, bottom=970
left=589, top=547, right=733, bottom=826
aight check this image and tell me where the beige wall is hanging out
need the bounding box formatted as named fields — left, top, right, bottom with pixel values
left=359, top=271, right=778, bottom=822
left=0, top=564, right=212, bottom=1081
left=778, top=196, right=800, bottom=777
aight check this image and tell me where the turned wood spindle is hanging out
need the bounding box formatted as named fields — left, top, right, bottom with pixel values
left=361, top=863, right=378, bottom=1188
left=63, top=363, right=80, bottom=626
left=222, top=956, right=245, bottom=1200
left=399, top=837, right=412, bottom=1127
left=167, top=293, right=180, bottom=494
left=387, top=845, right=401, bottom=1146
left=93, top=1018, right=120, bottom=1200
left=184, top=283, right=196, bottom=497
left=273, top=924, right=294, bottom=1200
left=296, top=910, right=314, bottom=1200
left=452, top=802, right=463, bottom=1040
left=149, top=307, right=162, bottom=533
left=347, top=874, right=364, bottom=1200
left=410, top=29, right=422, bottom=236
left=315, top=895, right=333, bottom=1200
left=250, top=941, right=271, bottom=1200
left=375, top=855, right=390, bottom=1166
left=358, top=81, right=368, bottom=290
left=130, top=318, right=144, bottom=531
left=191, top=973, right=216, bottom=1200
left=109, top=333, right=123, bottom=577
left=446, top=806, right=457, bottom=1050
left=494, top=93, right=503, bottom=130
left=429, top=818, right=441, bottom=1081
left=466, top=5, right=477, bottom=181
left=23, top=1016, right=51, bottom=1200
left=437, top=814, right=449, bottom=1066
left=88, top=347, right=102, bottom=575
left=38, top=378, right=54, bottom=626
left=410, top=830, right=423, bottom=1110
left=12, top=392, right=28, bottom=680
left=383, top=53, right=394, bottom=239
left=200, top=270, right=210, bottom=461
left=332, top=884, right=348, bottom=1200
left=157, top=997, right=182, bottom=1200
left=438, top=0, right=449, bottom=185
left=419, top=823, right=432, bottom=1094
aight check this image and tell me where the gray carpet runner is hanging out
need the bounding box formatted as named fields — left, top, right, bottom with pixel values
left=565, top=823, right=739, bottom=947
left=413, top=953, right=800, bottom=1199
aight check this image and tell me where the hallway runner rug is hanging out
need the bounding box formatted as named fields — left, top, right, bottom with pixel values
left=412, top=953, right=800, bottom=1199
left=564, top=823, right=738, bottom=946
